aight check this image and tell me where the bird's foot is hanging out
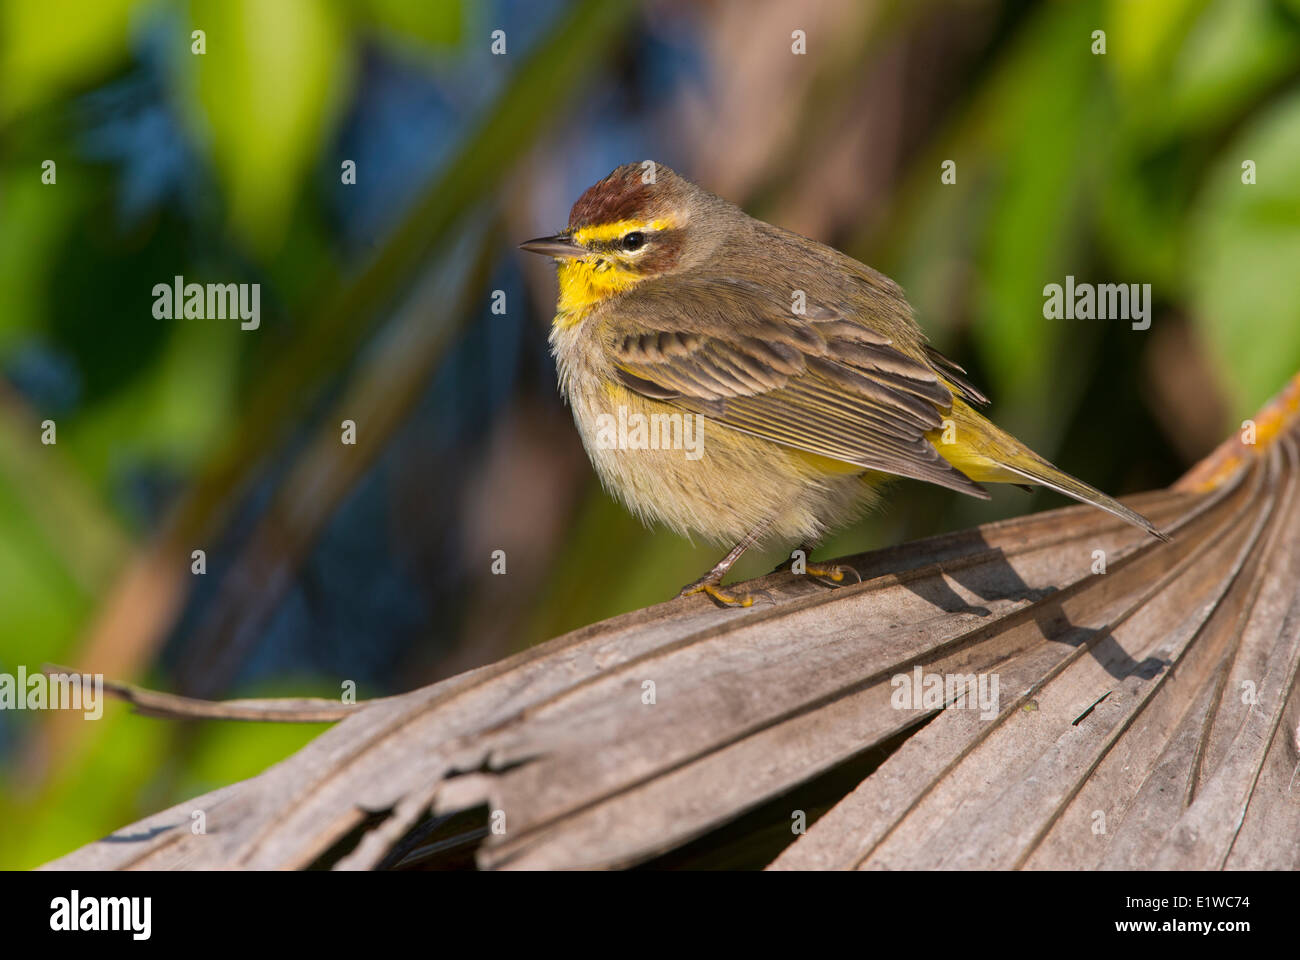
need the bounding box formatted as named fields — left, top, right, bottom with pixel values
left=776, top=547, right=862, bottom=588
left=678, top=574, right=771, bottom=608
left=802, top=562, right=862, bottom=588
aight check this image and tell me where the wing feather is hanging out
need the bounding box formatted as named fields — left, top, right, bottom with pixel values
left=607, top=277, right=990, bottom=499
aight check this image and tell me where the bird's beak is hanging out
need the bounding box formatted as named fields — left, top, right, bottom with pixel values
left=518, top=234, right=586, bottom=259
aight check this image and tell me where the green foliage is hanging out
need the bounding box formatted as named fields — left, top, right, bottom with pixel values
left=972, top=1, right=1100, bottom=435
left=1189, top=91, right=1300, bottom=414
left=0, top=0, right=135, bottom=121
left=182, top=0, right=353, bottom=255
left=360, top=0, right=465, bottom=51
left=887, top=0, right=1300, bottom=445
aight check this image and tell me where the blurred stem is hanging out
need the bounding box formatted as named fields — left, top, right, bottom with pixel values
left=174, top=214, right=500, bottom=698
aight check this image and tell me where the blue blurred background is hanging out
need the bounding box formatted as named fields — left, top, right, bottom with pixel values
left=2, top=0, right=1299, bottom=867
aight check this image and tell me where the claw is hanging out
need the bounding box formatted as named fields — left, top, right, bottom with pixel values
left=677, top=522, right=775, bottom=608
left=803, top=562, right=862, bottom=588
left=777, top=548, right=861, bottom=588
left=678, top=577, right=770, bottom=608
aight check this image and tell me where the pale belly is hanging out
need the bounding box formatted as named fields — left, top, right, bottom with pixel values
left=553, top=322, right=880, bottom=547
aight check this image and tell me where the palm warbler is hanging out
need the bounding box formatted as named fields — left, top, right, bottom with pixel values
left=522, top=163, right=1165, bottom=606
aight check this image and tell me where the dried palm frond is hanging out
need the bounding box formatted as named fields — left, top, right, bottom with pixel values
left=42, top=375, right=1300, bottom=871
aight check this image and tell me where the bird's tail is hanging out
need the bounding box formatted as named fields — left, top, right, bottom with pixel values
left=930, top=399, right=1169, bottom=541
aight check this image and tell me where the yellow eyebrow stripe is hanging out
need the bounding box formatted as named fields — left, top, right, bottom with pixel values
left=572, top=218, right=675, bottom=245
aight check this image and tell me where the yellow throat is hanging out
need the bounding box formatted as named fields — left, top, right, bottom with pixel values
left=555, top=257, right=640, bottom=319
left=554, top=217, right=676, bottom=322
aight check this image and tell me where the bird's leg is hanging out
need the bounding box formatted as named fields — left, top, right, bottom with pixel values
left=679, top=521, right=773, bottom=608
left=782, top=542, right=862, bottom=587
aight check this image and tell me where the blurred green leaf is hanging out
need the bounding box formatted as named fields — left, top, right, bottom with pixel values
left=0, top=0, right=135, bottom=122
left=1164, top=0, right=1300, bottom=134
left=47, top=196, right=187, bottom=404
left=179, top=714, right=331, bottom=799
left=876, top=155, right=984, bottom=350
left=0, top=167, right=85, bottom=350
left=1189, top=90, right=1300, bottom=417
left=1106, top=0, right=1207, bottom=96
left=67, top=316, right=239, bottom=483
left=970, top=1, right=1102, bottom=444
left=1094, top=139, right=1192, bottom=289
left=184, top=0, right=352, bottom=255
left=360, top=0, right=463, bottom=51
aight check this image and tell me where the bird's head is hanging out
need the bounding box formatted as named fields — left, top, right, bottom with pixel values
left=520, top=162, right=721, bottom=316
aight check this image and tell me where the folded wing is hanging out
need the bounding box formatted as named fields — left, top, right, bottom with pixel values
left=609, top=276, right=990, bottom=499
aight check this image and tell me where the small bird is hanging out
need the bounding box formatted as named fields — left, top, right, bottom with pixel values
left=522, top=162, right=1165, bottom=606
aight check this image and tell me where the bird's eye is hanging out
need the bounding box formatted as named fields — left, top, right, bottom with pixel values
left=621, top=231, right=646, bottom=252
